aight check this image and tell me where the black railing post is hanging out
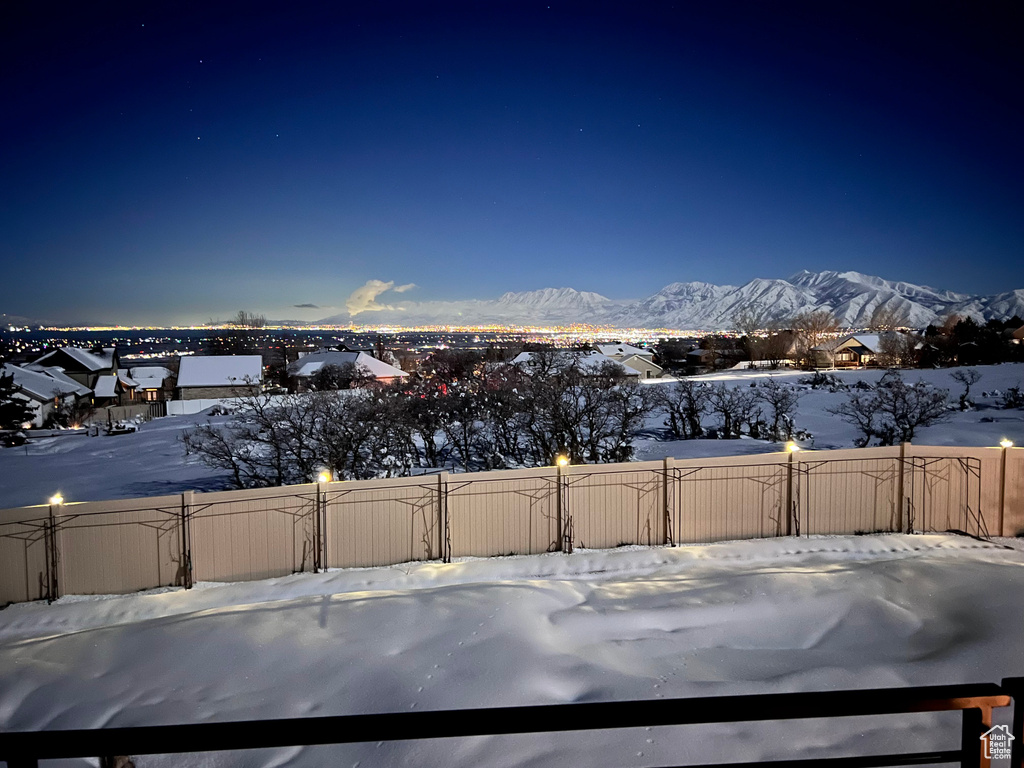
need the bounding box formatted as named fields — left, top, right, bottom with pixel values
left=180, top=490, right=193, bottom=589
left=438, top=471, right=450, bottom=563
left=45, top=502, right=60, bottom=604
left=1001, top=677, right=1024, bottom=768
left=960, top=706, right=984, bottom=768
left=663, top=457, right=674, bottom=546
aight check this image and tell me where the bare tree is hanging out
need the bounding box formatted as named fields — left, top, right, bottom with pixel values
left=756, top=378, right=801, bottom=441
left=709, top=383, right=760, bottom=439
left=308, top=362, right=373, bottom=391
left=828, top=371, right=950, bottom=446
left=950, top=368, right=982, bottom=410
left=653, top=379, right=709, bottom=439
left=876, top=332, right=920, bottom=369
left=233, top=310, right=266, bottom=329
left=792, top=309, right=839, bottom=368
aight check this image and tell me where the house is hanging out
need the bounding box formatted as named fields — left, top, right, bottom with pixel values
left=286, top=350, right=408, bottom=392
left=1, top=363, right=92, bottom=428
left=1013, top=324, right=1024, bottom=344
left=812, top=334, right=888, bottom=368
left=594, top=344, right=663, bottom=379
left=175, top=355, right=263, bottom=400
left=129, top=366, right=175, bottom=402
left=511, top=351, right=640, bottom=377
left=32, top=346, right=120, bottom=390
left=594, top=343, right=654, bottom=360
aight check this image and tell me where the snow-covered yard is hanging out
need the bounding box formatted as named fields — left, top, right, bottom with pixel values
left=1, top=534, right=1022, bottom=766
left=1, top=363, right=1021, bottom=509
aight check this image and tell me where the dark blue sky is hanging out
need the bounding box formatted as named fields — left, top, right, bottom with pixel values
left=2, top=1, right=1021, bottom=325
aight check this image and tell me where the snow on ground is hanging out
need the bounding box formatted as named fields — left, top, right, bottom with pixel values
left=1, top=534, right=1022, bottom=766
left=634, top=362, right=1024, bottom=460
left=0, top=363, right=1021, bottom=508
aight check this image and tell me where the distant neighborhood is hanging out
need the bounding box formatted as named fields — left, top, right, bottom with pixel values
left=1, top=311, right=1022, bottom=436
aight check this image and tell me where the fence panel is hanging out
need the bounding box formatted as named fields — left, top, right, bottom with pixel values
left=325, top=477, right=441, bottom=568
left=799, top=458, right=901, bottom=536
left=55, top=496, right=184, bottom=596
left=1004, top=448, right=1024, bottom=537
left=190, top=487, right=316, bottom=583
left=568, top=463, right=664, bottom=549
left=905, top=456, right=983, bottom=536
left=671, top=461, right=787, bottom=544
left=0, top=506, right=51, bottom=605
left=447, top=468, right=559, bottom=557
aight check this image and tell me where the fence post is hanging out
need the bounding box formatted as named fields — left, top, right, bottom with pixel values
left=44, top=501, right=60, bottom=604
left=897, top=442, right=908, bottom=533
left=554, top=463, right=563, bottom=552
left=785, top=452, right=794, bottom=537
left=663, top=457, right=674, bottom=546
left=313, top=479, right=327, bottom=573
left=180, top=491, right=194, bottom=589
left=438, top=471, right=450, bottom=563
left=998, top=443, right=1010, bottom=538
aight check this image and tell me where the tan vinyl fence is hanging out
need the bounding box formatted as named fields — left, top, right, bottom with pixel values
left=2, top=444, right=1021, bottom=606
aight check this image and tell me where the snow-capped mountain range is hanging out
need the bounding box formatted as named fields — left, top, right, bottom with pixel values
left=320, top=271, right=1024, bottom=330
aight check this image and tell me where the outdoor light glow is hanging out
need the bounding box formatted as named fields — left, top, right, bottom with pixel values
left=556, top=455, right=569, bottom=467
left=49, top=494, right=63, bottom=505
left=317, top=471, right=331, bottom=483
left=1000, top=439, right=1014, bottom=449
left=786, top=442, right=800, bottom=453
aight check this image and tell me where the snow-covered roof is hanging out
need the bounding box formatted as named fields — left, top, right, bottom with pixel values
left=512, top=351, right=640, bottom=376
left=813, top=334, right=889, bottom=353
left=130, top=366, right=172, bottom=390
left=1, top=363, right=91, bottom=401
left=177, top=355, right=264, bottom=388
left=129, top=366, right=173, bottom=380
left=620, top=354, right=663, bottom=371
left=595, top=343, right=653, bottom=359
left=288, top=351, right=407, bottom=380
left=94, top=375, right=119, bottom=399
left=118, top=372, right=138, bottom=389
left=34, top=347, right=111, bottom=372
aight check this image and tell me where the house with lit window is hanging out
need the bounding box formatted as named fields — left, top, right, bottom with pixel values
left=129, top=366, right=175, bottom=402
left=1, top=363, right=92, bottom=428
left=812, top=334, right=886, bottom=368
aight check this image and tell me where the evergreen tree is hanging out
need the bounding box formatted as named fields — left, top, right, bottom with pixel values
left=0, top=371, right=34, bottom=429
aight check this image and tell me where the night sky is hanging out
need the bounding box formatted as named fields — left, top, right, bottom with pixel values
left=2, top=1, right=1022, bottom=326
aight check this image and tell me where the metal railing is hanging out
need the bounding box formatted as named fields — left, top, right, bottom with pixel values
left=1, top=679, right=1020, bottom=767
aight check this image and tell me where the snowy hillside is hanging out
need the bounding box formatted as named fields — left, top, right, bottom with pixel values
left=1, top=534, right=1022, bottom=767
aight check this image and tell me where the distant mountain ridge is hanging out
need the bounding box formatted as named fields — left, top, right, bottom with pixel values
left=317, top=271, right=1024, bottom=330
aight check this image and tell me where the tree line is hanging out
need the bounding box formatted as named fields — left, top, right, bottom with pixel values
left=181, top=350, right=807, bottom=488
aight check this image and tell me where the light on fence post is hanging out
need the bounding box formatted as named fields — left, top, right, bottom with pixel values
left=786, top=441, right=800, bottom=453
left=555, top=455, right=569, bottom=467
left=315, top=471, right=331, bottom=573
left=998, top=440, right=1013, bottom=537
left=49, top=494, right=64, bottom=506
